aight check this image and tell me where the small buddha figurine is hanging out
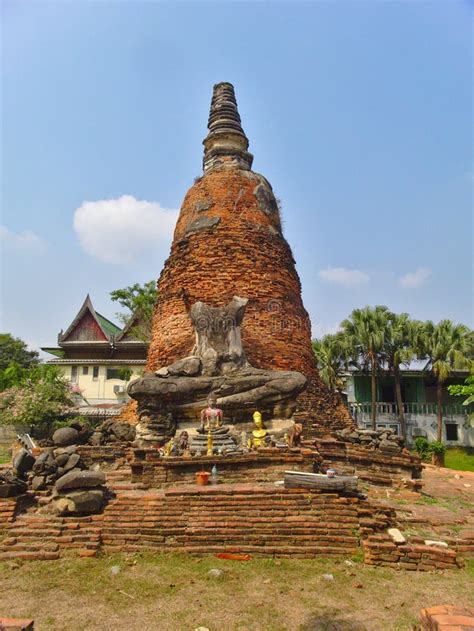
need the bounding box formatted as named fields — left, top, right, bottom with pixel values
left=164, top=438, right=177, bottom=457
left=249, top=411, right=268, bottom=449
left=286, top=421, right=303, bottom=448
left=178, top=430, right=189, bottom=453
left=200, top=394, right=223, bottom=431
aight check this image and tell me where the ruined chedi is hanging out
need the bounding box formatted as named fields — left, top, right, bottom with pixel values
left=146, top=82, right=351, bottom=435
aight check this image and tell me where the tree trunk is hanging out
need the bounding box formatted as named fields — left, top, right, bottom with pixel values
left=394, top=365, right=406, bottom=443
left=436, top=380, right=443, bottom=442
left=371, top=358, right=377, bottom=430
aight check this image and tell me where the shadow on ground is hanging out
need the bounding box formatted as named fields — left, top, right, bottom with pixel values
left=301, top=610, right=367, bottom=631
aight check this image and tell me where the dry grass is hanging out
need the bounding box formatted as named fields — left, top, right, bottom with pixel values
left=0, top=553, right=473, bottom=630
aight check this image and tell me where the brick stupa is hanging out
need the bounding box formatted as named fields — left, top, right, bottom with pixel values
left=146, top=82, right=351, bottom=435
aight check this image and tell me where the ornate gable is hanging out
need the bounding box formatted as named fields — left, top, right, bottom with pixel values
left=59, top=295, right=120, bottom=344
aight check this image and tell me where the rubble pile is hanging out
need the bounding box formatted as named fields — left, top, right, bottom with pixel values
left=0, top=425, right=110, bottom=514
left=89, top=419, right=136, bottom=446
left=335, top=427, right=404, bottom=454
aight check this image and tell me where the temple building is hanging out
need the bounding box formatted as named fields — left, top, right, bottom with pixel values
left=42, top=295, right=147, bottom=406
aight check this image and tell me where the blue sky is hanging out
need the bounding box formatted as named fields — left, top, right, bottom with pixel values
left=1, top=1, right=472, bottom=354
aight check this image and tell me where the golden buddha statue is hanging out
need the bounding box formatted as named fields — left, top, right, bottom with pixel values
left=249, top=411, right=268, bottom=449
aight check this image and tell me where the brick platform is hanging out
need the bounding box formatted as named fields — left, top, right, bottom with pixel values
left=420, top=605, right=474, bottom=630
left=1, top=486, right=363, bottom=560
left=0, top=483, right=463, bottom=568
left=0, top=619, right=34, bottom=630
left=130, top=447, right=320, bottom=487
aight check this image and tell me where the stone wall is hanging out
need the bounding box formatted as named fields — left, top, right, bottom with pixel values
left=314, top=439, right=422, bottom=487
left=1, top=486, right=362, bottom=559
left=146, top=168, right=352, bottom=431
left=0, top=486, right=463, bottom=569
left=363, top=534, right=462, bottom=571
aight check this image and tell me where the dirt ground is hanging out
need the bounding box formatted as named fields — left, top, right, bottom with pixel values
left=0, top=552, right=473, bottom=631
left=1, top=466, right=473, bottom=631
left=368, top=464, right=474, bottom=545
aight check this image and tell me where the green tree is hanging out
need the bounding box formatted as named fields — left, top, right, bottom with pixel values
left=341, top=306, right=391, bottom=429
left=110, top=281, right=157, bottom=343
left=418, top=320, right=473, bottom=441
left=0, top=365, right=73, bottom=429
left=312, top=332, right=349, bottom=393
left=0, top=334, right=39, bottom=371
left=384, top=313, right=419, bottom=442
left=448, top=374, right=474, bottom=425
left=448, top=375, right=474, bottom=406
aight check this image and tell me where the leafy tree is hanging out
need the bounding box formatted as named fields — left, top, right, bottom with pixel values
left=448, top=375, right=474, bottom=425
left=341, top=306, right=391, bottom=429
left=0, top=333, right=39, bottom=371
left=417, top=320, right=473, bottom=441
left=448, top=375, right=474, bottom=406
left=0, top=364, right=73, bottom=429
left=110, top=281, right=157, bottom=343
left=312, top=333, right=349, bottom=393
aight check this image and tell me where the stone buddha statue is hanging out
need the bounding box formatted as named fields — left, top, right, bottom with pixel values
left=249, top=411, right=268, bottom=449
left=200, top=394, right=223, bottom=431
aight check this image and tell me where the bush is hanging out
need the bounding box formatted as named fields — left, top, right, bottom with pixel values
left=0, top=365, right=73, bottom=429
left=414, top=437, right=430, bottom=460
left=428, top=441, right=446, bottom=456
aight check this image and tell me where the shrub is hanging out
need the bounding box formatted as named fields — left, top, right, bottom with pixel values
left=428, top=441, right=446, bottom=456
left=0, top=365, right=73, bottom=429
left=414, top=436, right=430, bottom=460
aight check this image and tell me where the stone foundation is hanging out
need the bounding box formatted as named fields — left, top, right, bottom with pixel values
left=129, top=448, right=320, bottom=487
left=363, top=534, right=463, bottom=571
left=315, top=439, right=422, bottom=487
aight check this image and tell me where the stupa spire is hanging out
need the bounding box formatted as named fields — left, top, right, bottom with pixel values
left=202, top=82, right=253, bottom=173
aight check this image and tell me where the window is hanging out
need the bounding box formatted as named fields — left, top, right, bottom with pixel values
left=106, top=368, right=121, bottom=380
left=71, top=366, right=78, bottom=383
left=92, top=367, right=99, bottom=381
left=445, top=423, right=458, bottom=441
left=82, top=366, right=89, bottom=376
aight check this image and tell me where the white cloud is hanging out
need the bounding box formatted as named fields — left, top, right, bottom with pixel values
left=318, top=267, right=369, bottom=287
left=312, top=322, right=341, bottom=338
left=399, top=267, right=431, bottom=289
left=73, top=195, right=178, bottom=264
left=0, top=225, right=46, bottom=253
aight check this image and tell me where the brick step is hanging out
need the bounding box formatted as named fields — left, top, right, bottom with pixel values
left=7, top=528, right=62, bottom=538
left=0, top=542, right=60, bottom=553
left=0, top=550, right=60, bottom=560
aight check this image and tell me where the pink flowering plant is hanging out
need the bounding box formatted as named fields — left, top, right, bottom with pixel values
left=0, top=364, right=73, bottom=428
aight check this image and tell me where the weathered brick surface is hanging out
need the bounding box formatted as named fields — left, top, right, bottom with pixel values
left=420, top=605, right=474, bottom=630
left=315, top=439, right=422, bottom=486
left=146, top=168, right=352, bottom=431
left=362, top=533, right=462, bottom=571
left=0, top=485, right=365, bottom=560
left=0, top=497, right=18, bottom=523
left=130, top=447, right=320, bottom=487
left=0, top=483, right=463, bottom=568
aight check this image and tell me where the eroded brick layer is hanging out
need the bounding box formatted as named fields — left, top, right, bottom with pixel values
left=146, top=168, right=352, bottom=432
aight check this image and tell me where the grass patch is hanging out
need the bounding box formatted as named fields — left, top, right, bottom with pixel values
left=0, top=553, right=473, bottom=630
left=416, top=496, right=439, bottom=506
left=0, top=446, right=11, bottom=465
left=445, top=447, right=474, bottom=472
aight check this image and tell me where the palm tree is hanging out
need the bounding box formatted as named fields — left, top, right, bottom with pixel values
left=312, top=332, right=349, bottom=393
left=418, top=320, right=473, bottom=441
left=384, top=312, right=418, bottom=442
left=341, top=306, right=390, bottom=429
